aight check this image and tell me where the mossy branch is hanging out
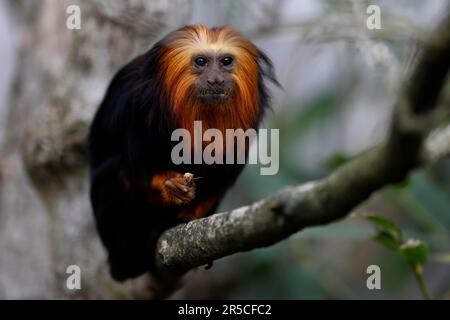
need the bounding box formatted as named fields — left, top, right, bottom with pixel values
left=152, top=13, right=450, bottom=294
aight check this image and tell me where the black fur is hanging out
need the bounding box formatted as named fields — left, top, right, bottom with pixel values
left=88, top=32, right=276, bottom=281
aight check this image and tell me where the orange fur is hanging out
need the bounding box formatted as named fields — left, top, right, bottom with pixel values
left=124, top=170, right=215, bottom=220
left=158, top=24, right=260, bottom=137
left=137, top=25, right=265, bottom=218
left=177, top=195, right=219, bottom=221
left=123, top=171, right=184, bottom=206
left=148, top=171, right=180, bottom=206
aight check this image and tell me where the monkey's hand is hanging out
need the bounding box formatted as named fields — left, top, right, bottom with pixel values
left=162, top=172, right=196, bottom=206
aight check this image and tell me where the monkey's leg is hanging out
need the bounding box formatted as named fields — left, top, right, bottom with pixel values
left=90, top=157, right=164, bottom=281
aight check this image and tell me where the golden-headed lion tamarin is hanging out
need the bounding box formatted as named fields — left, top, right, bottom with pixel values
left=89, top=24, right=279, bottom=281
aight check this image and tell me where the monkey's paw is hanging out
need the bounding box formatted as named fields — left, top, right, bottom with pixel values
left=162, top=173, right=196, bottom=206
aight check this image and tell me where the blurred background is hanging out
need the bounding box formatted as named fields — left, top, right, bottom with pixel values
left=0, top=0, right=449, bottom=299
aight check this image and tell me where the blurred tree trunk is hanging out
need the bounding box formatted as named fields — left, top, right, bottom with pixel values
left=0, top=0, right=191, bottom=299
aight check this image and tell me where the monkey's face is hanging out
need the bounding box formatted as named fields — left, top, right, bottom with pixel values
left=161, top=24, right=274, bottom=119
left=159, top=24, right=278, bottom=132
left=192, top=53, right=235, bottom=103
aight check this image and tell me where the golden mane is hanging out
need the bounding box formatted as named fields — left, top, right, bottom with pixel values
left=158, top=24, right=261, bottom=135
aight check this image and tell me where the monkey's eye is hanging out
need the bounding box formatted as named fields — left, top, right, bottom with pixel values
left=194, top=56, right=208, bottom=67
left=220, top=56, right=234, bottom=67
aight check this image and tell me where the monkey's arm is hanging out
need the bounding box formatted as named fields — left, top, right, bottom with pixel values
left=122, top=171, right=196, bottom=207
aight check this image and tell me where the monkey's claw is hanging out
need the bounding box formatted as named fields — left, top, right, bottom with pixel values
left=163, top=172, right=196, bottom=206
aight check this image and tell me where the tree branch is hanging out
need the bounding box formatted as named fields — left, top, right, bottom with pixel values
left=422, top=122, right=450, bottom=164
left=153, top=13, right=450, bottom=291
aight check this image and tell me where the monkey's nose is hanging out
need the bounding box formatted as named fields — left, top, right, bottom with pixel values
left=207, top=79, right=225, bottom=86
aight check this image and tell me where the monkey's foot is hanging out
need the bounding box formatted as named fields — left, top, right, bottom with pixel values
left=162, top=172, right=196, bottom=206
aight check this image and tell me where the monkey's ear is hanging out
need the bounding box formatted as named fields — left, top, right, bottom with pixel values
left=257, top=49, right=282, bottom=89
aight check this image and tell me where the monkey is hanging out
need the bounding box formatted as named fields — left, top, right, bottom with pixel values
left=88, top=24, right=279, bottom=281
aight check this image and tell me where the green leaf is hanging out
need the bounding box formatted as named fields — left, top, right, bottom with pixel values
left=367, top=216, right=432, bottom=299
left=367, top=215, right=402, bottom=243
left=373, top=231, right=401, bottom=251
left=399, top=239, right=429, bottom=267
